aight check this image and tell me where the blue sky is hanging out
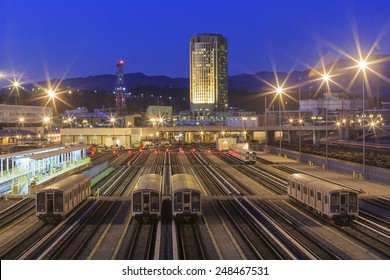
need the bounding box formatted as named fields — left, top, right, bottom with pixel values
left=1, top=0, right=390, bottom=83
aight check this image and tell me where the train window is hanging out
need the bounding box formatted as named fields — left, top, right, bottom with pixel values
left=36, top=193, right=46, bottom=212
left=174, top=193, right=182, bottom=204
left=151, top=192, right=159, bottom=212
left=316, top=192, right=322, bottom=201
left=349, top=192, right=357, bottom=212
left=133, top=193, right=142, bottom=211
left=297, top=184, right=301, bottom=191
left=291, top=183, right=295, bottom=189
left=330, top=193, right=340, bottom=212
left=54, top=192, right=63, bottom=212
left=303, top=186, right=308, bottom=194
left=192, top=191, right=200, bottom=210
left=325, top=195, right=328, bottom=204
left=310, top=189, right=314, bottom=198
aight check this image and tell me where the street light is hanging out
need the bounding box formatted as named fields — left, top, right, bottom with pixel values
left=110, top=117, right=116, bottom=147
left=358, top=60, right=367, bottom=179
left=19, top=117, right=25, bottom=128
left=276, top=87, right=283, bottom=156
left=322, top=73, right=330, bottom=169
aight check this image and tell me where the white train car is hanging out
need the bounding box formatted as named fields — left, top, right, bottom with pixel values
left=131, top=174, right=162, bottom=219
left=171, top=174, right=202, bottom=219
left=36, top=174, right=91, bottom=221
left=287, top=173, right=359, bottom=222
left=228, top=146, right=256, bottom=164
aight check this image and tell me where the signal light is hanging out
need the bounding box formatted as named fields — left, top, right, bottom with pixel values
left=207, top=149, right=211, bottom=153
left=166, top=148, right=170, bottom=152
left=112, top=150, right=116, bottom=154
left=128, top=150, right=132, bottom=154
left=154, top=150, right=158, bottom=154
left=91, top=151, right=95, bottom=155
left=192, top=148, right=196, bottom=152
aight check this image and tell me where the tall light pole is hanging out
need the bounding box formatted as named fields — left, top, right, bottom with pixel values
left=359, top=60, right=367, bottom=179
left=323, top=73, right=330, bottom=169
left=110, top=117, right=116, bottom=147
left=276, top=87, right=283, bottom=156
left=298, top=85, right=302, bottom=163
left=264, top=96, right=268, bottom=147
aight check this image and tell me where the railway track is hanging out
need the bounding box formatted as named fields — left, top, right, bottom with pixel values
left=249, top=198, right=341, bottom=259
left=0, top=221, right=56, bottom=259
left=127, top=220, right=157, bottom=260
left=176, top=221, right=205, bottom=260
left=40, top=200, right=119, bottom=260
left=0, top=198, right=35, bottom=228
left=215, top=198, right=283, bottom=259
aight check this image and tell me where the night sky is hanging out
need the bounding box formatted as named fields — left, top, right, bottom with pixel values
left=1, top=0, right=390, bottom=84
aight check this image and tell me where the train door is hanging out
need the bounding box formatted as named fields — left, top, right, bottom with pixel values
left=36, top=192, right=46, bottom=214
left=183, top=192, right=191, bottom=212
left=46, top=193, right=54, bottom=215
left=340, top=193, right=348, bottom=214
left=297, top=184, right=302, bottom=201
left=308, top=188, right=315, bottom=208
left=143, top=193, right=150, bottom=214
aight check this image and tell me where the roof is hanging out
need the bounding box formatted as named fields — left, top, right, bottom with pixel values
left=289, top=173, right=355, bottom=193
left=0, top=145, right=65, bottom=160
left=132, top=174, right=162, bottom=192
left=39, top=174, right=90, bottom=192
left=27, top=145, right=90, bottom=160
left=171, top=173, right=202, bottom=193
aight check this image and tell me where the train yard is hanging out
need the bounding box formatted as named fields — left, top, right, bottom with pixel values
left=0, top=147, right=389, bottom=260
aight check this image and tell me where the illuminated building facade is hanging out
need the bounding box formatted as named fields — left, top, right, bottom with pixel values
left=190, top=34, right=228, bottom=117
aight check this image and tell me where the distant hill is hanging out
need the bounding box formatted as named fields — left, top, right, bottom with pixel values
left=13, top=55, right=390, bottom=113
left=26, top=55, right=390, bottom=96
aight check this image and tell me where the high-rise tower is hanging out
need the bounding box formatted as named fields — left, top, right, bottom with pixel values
left=115, top=60, right=127, bottom=125
left=190, top=34, right=228, bottom=117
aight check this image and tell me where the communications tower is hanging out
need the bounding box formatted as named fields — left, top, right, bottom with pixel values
left=115, top=60, right=127, bottom=126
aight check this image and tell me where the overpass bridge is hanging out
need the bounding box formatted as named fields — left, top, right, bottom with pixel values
left=60, top=125, right=389, bottom=147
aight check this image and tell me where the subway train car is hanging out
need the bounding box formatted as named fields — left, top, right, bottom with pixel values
left=131, top=174, right=162, bottom=219
left=287, top=173, right=359, bottom=222
left=171, top=173, right=202, bottom=220
left=228, top=146, right=256, bottom=164
left=36, top=174, right=91, bottom=221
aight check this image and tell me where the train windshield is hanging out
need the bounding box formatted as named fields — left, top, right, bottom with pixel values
left=36, top=193, right=46, bottom=212
left=133, top=192, right=142, bottom=211
left=174, top=192, right=182, bottom=211
left=330, top=193, right=340, bottom=212
left=54, top=192, right=63, bottom=212
left=151, top=192, right=159, bottom=212
left=349, top=192, right=358, bottom=212
left=192, top=191, right=200, bottom=211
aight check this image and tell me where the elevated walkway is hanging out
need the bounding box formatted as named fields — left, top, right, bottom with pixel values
left=0, top=145, right=90, bottom=195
